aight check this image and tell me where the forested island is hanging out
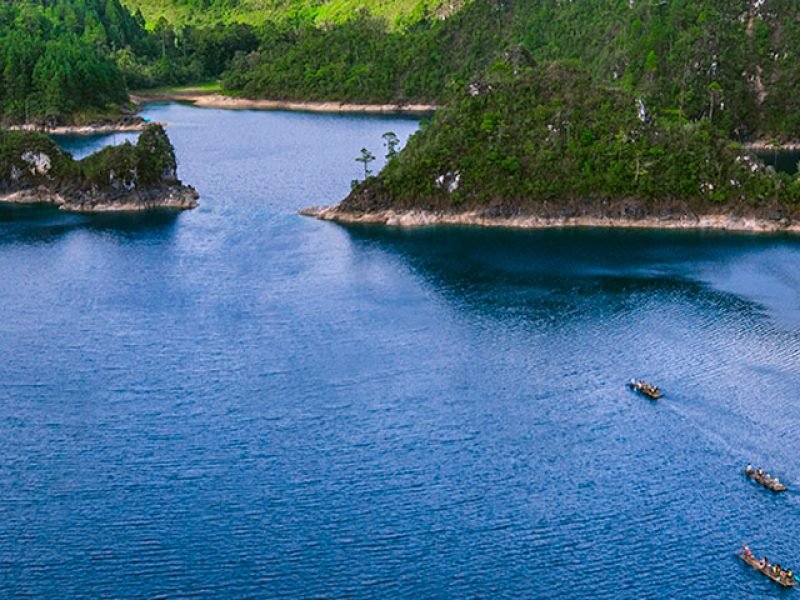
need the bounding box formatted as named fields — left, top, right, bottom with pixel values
left=4, top=0, right=800, bottom=225
left=305, top=61, right=800, bottom=232
left=0, top=124, right=197, bottom=212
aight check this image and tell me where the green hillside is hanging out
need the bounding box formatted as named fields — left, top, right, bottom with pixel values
left=2, top=0, right=799, bottom=222
left=122, top=0, right=457, bottom=29
left=8, top=0, right=800, bottom=141
left=219, top=0, right=800, bottom=139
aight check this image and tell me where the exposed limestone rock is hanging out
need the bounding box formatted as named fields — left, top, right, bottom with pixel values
left=21, top=151, right=51, bottom=176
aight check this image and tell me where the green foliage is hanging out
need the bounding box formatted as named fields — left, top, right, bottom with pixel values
left=78, top=123, right=180, bottom=187
left=123, top=0, right=453, bottom=30
left=0, top=130, right=72, bottom=183
left=0, top=124, right=181, bottom=191
left=118, top=20, right=259, bottom=89
left=0, top=0, right=141, bottom=123
left=79, top=141, right=139, bottom=187
left=214, top=0, right=800, bottom=139
left=0, top=0, right=258, bottom=123
left=221, top=15, right=430, bottom=103
left=358, top=63, right=796, bottom=211
left=382, top=131, right=400, bottom=160
left=134, top=123, right=177, bottom=183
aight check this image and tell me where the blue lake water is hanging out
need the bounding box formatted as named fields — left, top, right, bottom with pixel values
left=2, top=103, right=800, bottom=598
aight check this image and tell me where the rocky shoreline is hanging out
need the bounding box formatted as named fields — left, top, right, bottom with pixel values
left=0, top=184, right=199, bottom=213
left=1, top=123, right=198, bottom=213
left=132, top=91, right=437, bottom=115
left=300, top=205, right=800, bottom=233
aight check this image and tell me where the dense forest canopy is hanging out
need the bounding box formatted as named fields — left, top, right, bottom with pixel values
left=0, top=0, right=257, bottom=124
left=218, top=0, right=800, bottom=139
left=345, top=60, right=800, bottom=215
left=123, top=0, right=457, bottom=29
left=3, top=0, right=800, bottom=141
left=0, top=0, right=136, bottom=122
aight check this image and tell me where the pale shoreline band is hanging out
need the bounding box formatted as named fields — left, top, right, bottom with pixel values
left=300, top=206, right=800, bottom=233
left=132, top=92, right=437, bottom=115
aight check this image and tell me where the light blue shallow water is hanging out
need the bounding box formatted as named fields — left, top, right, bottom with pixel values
left=1, top=103, right=800, bottom=598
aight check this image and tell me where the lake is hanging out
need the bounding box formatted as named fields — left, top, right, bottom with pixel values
left=2, top=103, right=800, bottom=598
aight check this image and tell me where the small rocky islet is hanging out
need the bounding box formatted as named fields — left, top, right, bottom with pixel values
left=0, top=123, right=197, bottom=213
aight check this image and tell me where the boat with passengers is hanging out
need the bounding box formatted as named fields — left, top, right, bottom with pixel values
left=744, top=464, right=787, bottom=492
left=627, top=378, right=663, bottom=400
left=738, top=544, right=797, bottom=588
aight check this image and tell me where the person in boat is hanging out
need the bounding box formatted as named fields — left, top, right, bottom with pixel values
left=788, top=569, right=794, bottom=581
left=758, top=468, right=764, bottom=476
left=746, top=463, right=753, bottom=472
left=744, top=545, right=752, bottom=558
left=761, top=556, right=769, bottom=569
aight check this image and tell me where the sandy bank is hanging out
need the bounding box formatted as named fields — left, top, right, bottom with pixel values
left=300, top=205, right=800, bottom=233
left=9, top=120, right=154, bottom=136
left=132, top=91, right=437, bottom=115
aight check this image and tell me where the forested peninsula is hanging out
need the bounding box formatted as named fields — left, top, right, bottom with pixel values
left=305, top=62, right=800, bottom=232
left=0, top=124, right=197, bottom=212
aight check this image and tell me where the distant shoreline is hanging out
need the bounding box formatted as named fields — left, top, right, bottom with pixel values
left=300, top=206, right=800, bottom=234
left=131, top=90, right=438, bottom=115
left=9, top=120, right=153, bottom=136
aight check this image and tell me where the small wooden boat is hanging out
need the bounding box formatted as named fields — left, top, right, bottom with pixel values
left=745, top=465, right=788, bottom=492
left=627, top=378, right=663, bottom=399
left=737, top=545, right=797, bottom=588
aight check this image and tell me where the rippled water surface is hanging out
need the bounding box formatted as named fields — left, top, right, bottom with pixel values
left=2, top=103, right=800, bottom=598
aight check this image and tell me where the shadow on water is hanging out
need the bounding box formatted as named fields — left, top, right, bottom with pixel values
left=337, top=220, right=795, bottom=272
left=0, top=203, right=182, bottom=246
left=335, top=222, right=799, bottom=327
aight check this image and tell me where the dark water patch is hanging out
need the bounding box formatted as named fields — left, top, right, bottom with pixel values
left=0, top=204, right=182, bottom=247
left=754, top=147, right=800, bottom=175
